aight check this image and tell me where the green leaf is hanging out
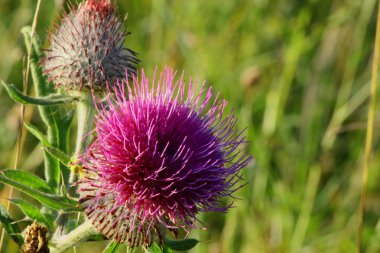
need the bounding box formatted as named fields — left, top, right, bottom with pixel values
left=61, top=110, right=75, bottom=128
left=1, top=170, right=52, bottom=193
left=0, top=204, right=23, bottom=246
left=61, top=205, right=82, bottom=212
left=22, top=26, right=65, bottom=193
left=103, top=241, right=121, bottom=253
left=1, top=81, right=77, bottom=105
left=150, top=242, right=164, bottom=253
left=41, top=207, right=56, bottom=229
left=163, top=245, right=173, bottom=253
left=21, top=26, right=43, bottom=58
left=24, top=122, right=49, bottom=146
left=164, top=238, right=199, bottom=251
left=10, top=198, right=53, bottom=229
left=0, top=170, right=77, bottom=210
left=45, top=146, right=71, bottom=166
left=24, top=123, right=71, bottom=166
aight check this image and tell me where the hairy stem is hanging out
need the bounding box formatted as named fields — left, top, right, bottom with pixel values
left=54, top=93, right=95, bottom=238
left=51, top=220, right=99, bottom=253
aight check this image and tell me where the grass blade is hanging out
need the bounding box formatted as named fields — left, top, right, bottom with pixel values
left=357, top=1, right=380, bottom=252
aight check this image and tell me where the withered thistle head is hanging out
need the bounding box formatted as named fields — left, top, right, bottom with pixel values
left=42, top=0, right=138, bottom=90
left=21, top=222, right=49, bottom=253
left=78, top=68, right=252, bottom=247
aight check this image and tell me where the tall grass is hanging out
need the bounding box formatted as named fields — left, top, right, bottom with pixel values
left=0, top=0, right=379, bottom=252
left=358, top=1, right=380, bottom=252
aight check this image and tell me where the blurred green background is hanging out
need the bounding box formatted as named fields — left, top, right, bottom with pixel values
left=1, top=0, right=380, bottom=252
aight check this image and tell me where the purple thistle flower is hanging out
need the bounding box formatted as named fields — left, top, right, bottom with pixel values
left=78, top=67, right=252, bottom=247
left=42, top=0, right=138, bottom=90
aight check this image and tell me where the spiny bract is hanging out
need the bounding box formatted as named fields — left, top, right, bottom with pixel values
left=42, top=0, right=138, bottom=90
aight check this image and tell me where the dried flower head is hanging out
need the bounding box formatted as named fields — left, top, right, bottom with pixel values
left=78, top=68, right=252, bottom=247
left=21, top=222, right=49, bottom=253
left=42, top=0, right=138, bottom=90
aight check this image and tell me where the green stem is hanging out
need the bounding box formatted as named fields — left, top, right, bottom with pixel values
left=51, top=220, right=99, bottom=253
left=55, top=93, right=95, bottom=238
left=69, top=93, right=95, bottom=188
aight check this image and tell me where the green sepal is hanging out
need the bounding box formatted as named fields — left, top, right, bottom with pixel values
left=0, top=204, right=23, bottom=246
left=10, top=198, right=54, bottom=229
left=164, top=238, right=199, bottom=251
left=103, top=241, right=121, bottom=253
left=1, top=81, right=77, bottom=105
left=0, top=170, right=77, bottom=210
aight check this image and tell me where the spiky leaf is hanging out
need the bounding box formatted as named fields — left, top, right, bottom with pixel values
left=1, top=81, right=76, bottom=105
left=45, top=147, right=71, bottom=166
left=24, top=122, right=49, bottom=146
left=10, top=199, right=53, bottom=229
left=0, top=170, right=76, bottom=210
left=1, top=170, right=52, bottom=193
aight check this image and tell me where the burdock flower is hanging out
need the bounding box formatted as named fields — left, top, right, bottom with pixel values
left=78, top=68, right=252, bottom=247
left=42, top=0, right=138, bottom=90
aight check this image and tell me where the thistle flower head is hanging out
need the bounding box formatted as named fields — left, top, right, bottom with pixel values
left=78, top=67, right=252, bottom=246
left=42, top=0, right=138, bottom=90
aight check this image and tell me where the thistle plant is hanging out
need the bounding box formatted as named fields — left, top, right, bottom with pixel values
left=0, top=0, right=252, bottom=252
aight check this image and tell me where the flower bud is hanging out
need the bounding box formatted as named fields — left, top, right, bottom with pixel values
left=42, top=0, right=138, bottom=90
